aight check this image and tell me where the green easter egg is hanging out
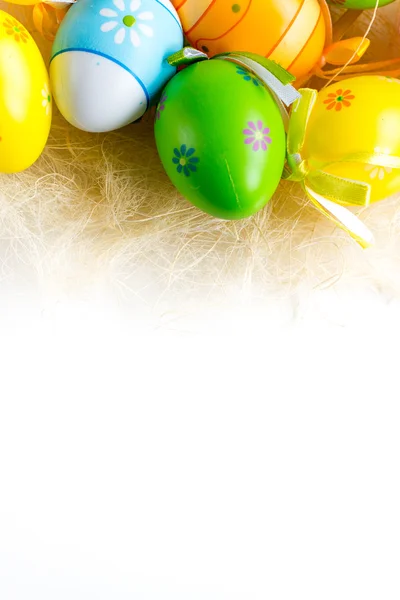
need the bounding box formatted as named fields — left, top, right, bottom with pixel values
left=154, top=59, right=286, bottom=220
left=328, top=0, right=395, bottom=8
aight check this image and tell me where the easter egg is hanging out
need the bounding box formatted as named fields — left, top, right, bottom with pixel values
left=155, top=59, right=286, bottom=219
left=170, top=0, right=329, bottom=78
left=50, top=0, right=183, bottom=132
left=303, top=76, right=400, bottom=202
left=0, top=10, right=52, bottom=173
left=328, top=0, right=395, bottom=8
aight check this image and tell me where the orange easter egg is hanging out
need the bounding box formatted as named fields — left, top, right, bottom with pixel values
left=172, top=0, right=331, bottom=78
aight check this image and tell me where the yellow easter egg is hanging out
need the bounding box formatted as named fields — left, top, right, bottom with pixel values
left=0, top=10, right=52, bottom=173
left=303, top=76, right=400, bottom=202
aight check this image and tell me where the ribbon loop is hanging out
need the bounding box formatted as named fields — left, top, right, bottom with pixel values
left=307, top=171, right=371, bottom=207
left=216, top=53, right=301, bottom=108
left=167, top=47, right=209, bottom=67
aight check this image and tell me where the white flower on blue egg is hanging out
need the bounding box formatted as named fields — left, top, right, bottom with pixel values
left=100, top=0, right=154, bottom=47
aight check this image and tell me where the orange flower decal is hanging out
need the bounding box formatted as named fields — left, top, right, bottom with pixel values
left=324, top=89, right=355, bottom=112
left=3, top=17, right=29, bottom=43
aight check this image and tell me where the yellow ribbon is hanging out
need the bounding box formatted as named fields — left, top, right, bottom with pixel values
left=283, top=89, right=400, bottom=248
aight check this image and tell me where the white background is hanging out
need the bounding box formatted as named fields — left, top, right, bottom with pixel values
left=1, top=277, right=399, bottom=600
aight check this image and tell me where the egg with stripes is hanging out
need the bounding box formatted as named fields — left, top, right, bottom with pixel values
left=171, top=0, right=330, bottom=78
left=50, top=0, right=183, bottom=132
left=0, top=10, right=52, bottom=173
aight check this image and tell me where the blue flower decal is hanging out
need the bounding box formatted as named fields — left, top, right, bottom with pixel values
left=172, top=145, right=199, bottom=177
left=236, top=66, right=260, bottom=86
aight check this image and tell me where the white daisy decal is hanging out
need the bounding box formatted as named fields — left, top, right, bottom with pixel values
left=100, top=0, right=154, bottom=47
left=378, top=76, right=400, bottom=84
left=41, top=84, right=51, bottom=116
left=365, top=164, right=393, bottom=181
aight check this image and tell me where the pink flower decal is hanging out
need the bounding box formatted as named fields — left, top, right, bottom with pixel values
left=243, top=121, right=272, bottom=152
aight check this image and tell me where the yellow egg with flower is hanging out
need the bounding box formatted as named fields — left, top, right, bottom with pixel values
left=0, top=10, right=52, bottom=173
left=303, top=76, right=400, bottom=203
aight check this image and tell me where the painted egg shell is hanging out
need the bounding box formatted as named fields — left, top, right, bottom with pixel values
left=4, top=0, right=38, bottom=4
left=0, top=10, right=52, bottom=173
left=328, top=0, right=395, bottom=8
left=171, top=0, right=328, bottom=78
left=50, top=0, right=183, bottom=132
left=155, top=59, right=286, bottom=219
left=303, top=76, right=400, bottom=203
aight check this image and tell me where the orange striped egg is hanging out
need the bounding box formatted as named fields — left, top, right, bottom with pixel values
left=172, top=0, right=331, bottom=78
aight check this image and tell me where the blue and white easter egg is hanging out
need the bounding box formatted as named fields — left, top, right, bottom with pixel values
left=50, top=0, right=183, bottom=132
